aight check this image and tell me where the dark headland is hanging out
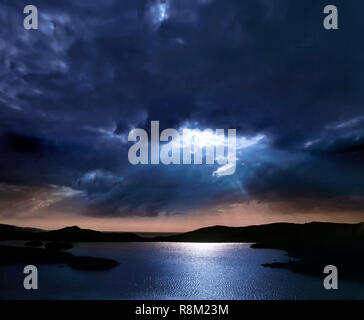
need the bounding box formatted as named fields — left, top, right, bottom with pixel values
left=0, top=222, right=363, bottom=279
left=0, top=245, right=119, bottom=271
left=153, top=222, right=364, bottom=282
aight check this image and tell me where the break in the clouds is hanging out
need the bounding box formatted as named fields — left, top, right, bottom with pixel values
left=0, top=0, right=363, bottom=224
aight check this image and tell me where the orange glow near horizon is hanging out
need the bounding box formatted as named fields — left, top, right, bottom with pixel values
left=2, top=201, right=363, bottom=233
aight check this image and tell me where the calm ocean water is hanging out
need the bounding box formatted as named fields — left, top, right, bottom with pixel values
left=0, top=242, right=363, bottom=300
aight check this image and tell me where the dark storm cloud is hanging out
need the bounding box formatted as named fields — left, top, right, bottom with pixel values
left=0, top=0, right=363, bottom=218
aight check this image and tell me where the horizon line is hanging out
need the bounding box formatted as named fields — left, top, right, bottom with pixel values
left=2, top=220, right=363, bottom=234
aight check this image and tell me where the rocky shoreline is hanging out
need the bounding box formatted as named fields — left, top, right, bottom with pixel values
left=251, top=241, right=364, bottom=282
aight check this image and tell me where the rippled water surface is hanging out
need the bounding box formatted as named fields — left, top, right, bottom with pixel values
left=0, top=242, right=363, bottom=299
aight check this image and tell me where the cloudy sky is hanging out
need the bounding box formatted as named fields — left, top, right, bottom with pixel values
left=0, top=0, right=363, bottom=231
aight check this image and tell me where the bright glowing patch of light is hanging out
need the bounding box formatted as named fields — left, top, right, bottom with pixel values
left=150, top=0, right=170, bottom=27
left=326, top=115, right=364, bottom=130
left=160, top=126, right=265, bottom=177
left=212, top=163, right=236, bottom=177
left=165, top=127, right=264, bottom=154
left=236, top=134, right=265, bottom=149
left=166, top=127, right=263, bottom=151
left=159, top=2, right=168, bottom=22
left=181, top=129, right=225, bottom=150
left=180, top=242, right=230, bottom=257
left=304, top=139, right=320, bottom=148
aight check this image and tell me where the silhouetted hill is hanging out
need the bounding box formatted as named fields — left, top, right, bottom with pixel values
left=0, top=224, right=143, bottom=242
left=0, top=224, right=43, bottom=233
left=153, top=221, right=364, bottom=244
left=1, top=221, right=363, bottom=244
left=1, top=222, right=363, bottom=279
left=153, top=222, right=364, bottom=281
left=0, top=224, right=42, bottom=240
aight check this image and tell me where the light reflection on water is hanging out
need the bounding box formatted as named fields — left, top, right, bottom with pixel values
left=176, top=242, right=237, bottom=256
left=0, top=242, right=363, bottom=300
